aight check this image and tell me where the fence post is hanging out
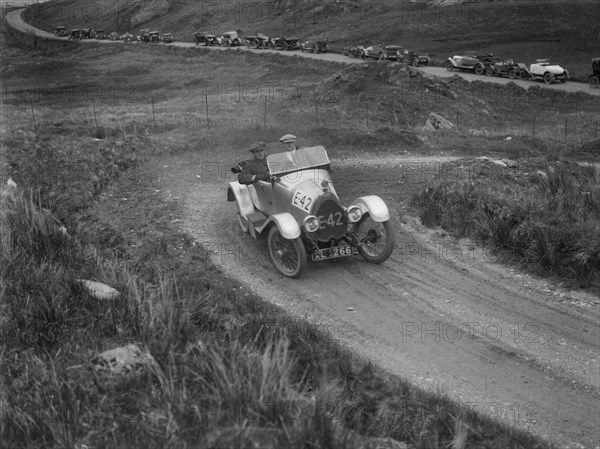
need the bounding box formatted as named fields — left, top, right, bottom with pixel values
left=151, top=97, right=156, bottom=127
left=30, top=103, right=38, bottom=138
left=205, top=93, right=209, bottom=129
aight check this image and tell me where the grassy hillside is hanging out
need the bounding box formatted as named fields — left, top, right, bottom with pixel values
left=22, top=0, right=600, bottom=78
left=0, top=24, right=567, bottom=448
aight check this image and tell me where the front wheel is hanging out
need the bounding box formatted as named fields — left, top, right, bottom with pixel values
left=355, top=216, right=395, bottom=264
left=543, top=72, right=553, bottom=84
left=474, top=64, right=484, bottom=75
left=268, top=227, right=306, bottom=278
left=486, top=66, right=494, bottom=76
left=508, top=69, right=517, bottom=79
left=590, top=76, right=600, bottom=88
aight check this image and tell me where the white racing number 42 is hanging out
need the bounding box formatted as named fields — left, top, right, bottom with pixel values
left=292, top=190, right=313, bottom=212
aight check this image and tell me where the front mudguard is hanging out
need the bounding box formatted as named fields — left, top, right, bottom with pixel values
left=260, top=213, right=301, bottom=240
left=351, top=195, right=390, bottom=222
left=227, top=181, right=255, bottom=217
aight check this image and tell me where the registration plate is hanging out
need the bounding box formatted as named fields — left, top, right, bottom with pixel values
left=311, top=245, right=354, bottom=261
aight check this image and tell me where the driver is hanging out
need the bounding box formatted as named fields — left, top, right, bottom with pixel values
left=234, top=141, right=270, bottom=185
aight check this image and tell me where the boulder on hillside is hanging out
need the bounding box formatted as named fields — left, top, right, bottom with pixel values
left=423, top=112, right=455, bottom=131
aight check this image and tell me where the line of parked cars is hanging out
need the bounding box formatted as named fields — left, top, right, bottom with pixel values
left=344, top=43, right=430, bottom=66
left=193, top=31, right=328, bottom=53
left=445, top=52, right=575, bottom=85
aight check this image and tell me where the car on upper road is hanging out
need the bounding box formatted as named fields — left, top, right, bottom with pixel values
left=521, top=59, right=569, bottom=84
left=137, top=29, right=150, bottom=42
left=149, top=31, right=160, bottom=43
left=227, top=146, right=395, bottom=278
left=446, top=53, right=497, bottom=75
left=301, top=40, right=328, bottom=53
left=359, top=44, right=403, bottom=61
left=401, top=49, right=430, bottom=66
left=217, top=31, right=243, bottom=46
left=55, top=26, right=67, bottom=37
left=589, top=58, right=600, bottom=88
left=485, top=59, right=525, bottom=79
left=161, top=33, right=173, bottom=43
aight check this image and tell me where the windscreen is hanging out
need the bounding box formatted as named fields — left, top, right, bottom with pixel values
left=267, top=146, right=330, bottom=176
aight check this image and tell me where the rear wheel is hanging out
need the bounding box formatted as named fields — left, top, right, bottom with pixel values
left=268, top=227, right=306, bottom=278
left=355, top=215, right=395, bottom=264
left=589, top=76, right=600, bottom=88
left=486, top=66, right=494, bottom=76
left=475, top=64, right=484, bottom=75
left=508, top=69, right=517, bottom=79
left=543, top=72, right=553, bottom=84
left=446, top=60, right=453, bottom=71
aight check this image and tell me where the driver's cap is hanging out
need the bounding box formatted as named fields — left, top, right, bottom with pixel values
left=248, top=141, right=267, bottom=152
left=279, top=134, right=296, bottom=144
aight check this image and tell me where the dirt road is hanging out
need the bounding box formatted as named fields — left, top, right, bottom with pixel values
left=151, top=152, right=600, bottom=449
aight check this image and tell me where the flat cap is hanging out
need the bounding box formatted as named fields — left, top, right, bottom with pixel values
left=248, top=141, right=267, bottom=152
left=279, top=134, right=296, bottom=144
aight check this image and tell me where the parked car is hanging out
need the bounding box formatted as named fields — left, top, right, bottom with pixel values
left=245, top=34, right=274, bottom=49
left=272, top=37, right=300, bottom=51
left=69, top=29, right=82, bottom=40
left=588, top=58, right=600, bottom=88
left=80, top=28, right=92, bottom=39
left=121, top=32, right=134, bottom=42
left=194, top=32, right=210, bottom=46
left=401, top=49, right=430, bottom=66
left=485, top=59, right=525, bottom=79
left=94, top=29, right=107, bottom=39
left=521, top=59, right=569, bottom=84
left=359, top=44, right=403, bottom=61
left=137, top=29, right=150, bottom=42
left=109, top=31, right=121, bottom=41
left=161, top=33, right=173, bottom=43
left=227, top=146, right=395, bottom=278
left=344, top=46, right=362, bottom=58
left=218, top=31, right=243, bottom=46
left=149, top=31, right=160, bottom=43
left=446, top=53, right=496, bottom=75
left=301, top=40, right=328, bottom=53
left=55, top=26, right=67, bottom=37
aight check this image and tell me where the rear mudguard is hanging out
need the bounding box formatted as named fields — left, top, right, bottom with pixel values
left=351, top=195, right=390, bottom=222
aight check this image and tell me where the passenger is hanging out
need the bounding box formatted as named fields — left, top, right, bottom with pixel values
left=235, top=141, right=270, bottom=185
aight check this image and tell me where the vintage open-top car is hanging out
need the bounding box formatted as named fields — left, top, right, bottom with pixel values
left=360, top=44, right=403, bottom=61
left=446, top=53, right=497, bottom=75
left=273, top=37, right=300, bottom=51
left=218, top=31, right=243, bottom=46
left=227, top=146, right=395, bottom=278
left=485, top=59, right=524, bottom=79
left=137, top=29, right=150, bottom=42
left=522, top=59, right=568, bottom=84
left=149, top=31, right=160, bottom=43
left=55, top=26, right=67, bottom=37
left=161, top=33, right=173, bottom=43
left=69, top=29, right=82, bottom=40
left=401, top=49, right=430, bottom=66
left=301, top=40, right=328, bottom=53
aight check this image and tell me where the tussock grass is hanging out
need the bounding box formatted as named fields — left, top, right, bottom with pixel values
left=412, top=159, right=600, bottom=288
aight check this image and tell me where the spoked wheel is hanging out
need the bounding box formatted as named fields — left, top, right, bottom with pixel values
left=590, top=76, right=600, bottom=88
left=475, top=64, right=484, bottom=75
left=486, top=66, right=495, bottom=77
left=355, top=215, right=395, bottom=264
left=268, top=227, right=307, bottom=278
left=508, top=69, right=517, bottom=79
left=543, top=72, right=553, bottom=84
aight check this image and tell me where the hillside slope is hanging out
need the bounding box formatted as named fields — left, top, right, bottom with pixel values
left=21, top=0, right=600, bottom=78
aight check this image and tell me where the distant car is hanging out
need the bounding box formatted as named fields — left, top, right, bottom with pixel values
left=359, top=44, right=403, bottom=61
left=148, top=31, right=160, bottom=43
left=194, top=32, right=210, bottom=46
left=69, top=29, right=82, bottom=40
left=523, top=59, right=569, bottom=84
left=401, top=49, right=430, bottom=66
left=246, top=34, right=274, bottom=49
left=94, top=29, right=107, bottom=39
left=121, top=32, right=134, bottom=42
left=588, top=57, right=600, bottom=88
left=55, top=26, right=67, bottom=37
left=485, top=59, right=524, bottom=79
left=301, top=40, right=328, bottom=53
left=109, top=31, right=121, bottom=41
left=81, top=28, right=92, bottom=39
left=137, top=29, right=150, bottom=42
left=218, top=31, right=243, bottom=46
left=272, top=37, right=300, bottom=51
left=343, top=46, right=362, bottom=58
left=203, top=34, right=219, bottom=46
left=161, top=33, right=173, bottom=43
left=446, top=53, right=496, bottom=75
left=227, top=145, right=394, bottom=278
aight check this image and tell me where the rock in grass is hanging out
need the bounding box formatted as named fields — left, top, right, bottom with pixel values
left=77, top=279, right=120, bottom=300
left=92, top=344, right=155, bottom=375
left=492, top=160, right=507, bottom=168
